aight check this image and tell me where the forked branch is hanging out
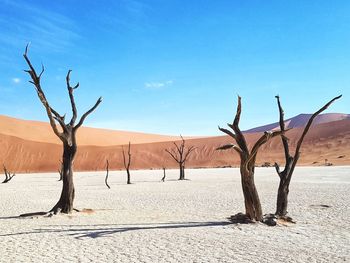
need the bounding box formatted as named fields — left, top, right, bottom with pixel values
left=74, top=97, right=103, bottom=130
left=122, top=142, right=132, bottom=170
left=23, top=44, right=63, bottom=140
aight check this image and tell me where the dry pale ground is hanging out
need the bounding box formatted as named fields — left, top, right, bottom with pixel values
left=0, top=167, right=349, bottom=263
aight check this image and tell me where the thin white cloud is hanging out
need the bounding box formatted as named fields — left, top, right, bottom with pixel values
left=12, top=78, right=21, bottom=84
left=145, top=80, right=173, bottom=90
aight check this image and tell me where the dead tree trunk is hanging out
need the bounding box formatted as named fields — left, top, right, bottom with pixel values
left=105, top=160, right=110, bottom=189
left=2, top=165, right=15, bottom=183
left=217, top=96, right=285, bottom=221
left=122, top=142, right=132, bottom=184
left=165, top=136, right=195, bottom=180
left=23, top=45, right=102, bottom=214
left=58, top=161, right=63, bottom=181
left=274, top=95, right=341, bottom=217
left=161, top=168, right=166, bottom=182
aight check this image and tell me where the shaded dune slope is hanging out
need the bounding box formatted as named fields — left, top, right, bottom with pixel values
left=1, top=119, right=349, bottom=173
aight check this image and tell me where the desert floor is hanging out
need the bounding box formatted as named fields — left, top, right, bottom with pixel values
left=0, top=167, right=349, bottom=262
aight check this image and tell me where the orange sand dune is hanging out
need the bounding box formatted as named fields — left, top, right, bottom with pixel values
left=1, top=119, right=349, bottom=173
left=0, top=115, right=188, bottom=146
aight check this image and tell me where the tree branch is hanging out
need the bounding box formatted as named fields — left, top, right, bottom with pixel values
left=291, top=95, right=342, bottom=170
left=218, top=125, right=236, bottom=139
left=228, top=96, right=249, bottom=154
left=183, top=146, right=196, bottom=162
left=127, top=142, right=131, bottom=169
left=248, top=130, right=287, bottom=165
left=216, top=143, right=243, bottom=155
left=275, top=95, right=291, bottom=164
left=23, top=44, right=64, bottom=141
left=66, top=70, right=78, bottom=126
left=274, top=162, right=281, bottom=177
left=165, top=148, right=180, bottom=163
left=74, top=97, right=102, bottom=130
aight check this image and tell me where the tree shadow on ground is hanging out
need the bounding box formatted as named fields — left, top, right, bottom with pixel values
left=0, top=220, right=231, bottom=239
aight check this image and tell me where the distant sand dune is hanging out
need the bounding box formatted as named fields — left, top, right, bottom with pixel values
left=0, top=115, right=191, bottom=146
left=1, top=116, right=349, bottom=172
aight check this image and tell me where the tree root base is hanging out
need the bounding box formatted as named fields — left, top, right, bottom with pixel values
left=262, top=213, right=296, bottom=226
left=19, top=208, right=94, bottom=218
left=228, top=213, right=255, bottom=224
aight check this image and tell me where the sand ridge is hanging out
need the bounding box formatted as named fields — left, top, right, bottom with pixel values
left=1, top=119, right=349, bottom=173
left=0, top=114, right=192, bottom=146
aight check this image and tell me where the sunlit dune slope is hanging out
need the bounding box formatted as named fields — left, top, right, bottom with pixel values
left=0, top=115, right=188, bottom=146
left=1, top=118, right=349, bottom=173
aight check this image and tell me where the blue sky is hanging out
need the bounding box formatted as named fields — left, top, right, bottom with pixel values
left=0, top=0, right=349, bottom=135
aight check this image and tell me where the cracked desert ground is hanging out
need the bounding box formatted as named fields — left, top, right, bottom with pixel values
left=0, top=167, right=349, bottom=262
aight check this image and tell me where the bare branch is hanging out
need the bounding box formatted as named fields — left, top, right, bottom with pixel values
left=74, top=97, right=102, bottom=130
left=291, top=95, right=342, bottom=172
left=121, top=142, right=132, bottom=170
left=122, top=146, right=127, bottom=169
left=294, top=95, right=342, bottom=158
left=173, top=141, right=182, bottom=156
left=2, top=165, right=15, bottom=183
left=275, top=95, right=292, bottom=164
left=216, top=143, right=243, bottom=155
left=23, top=45, right=64, bottom=141
left=38, top=64, right=45, bottom=79
left=248, top=130, right=288, bottom=164
left=183, top=146, right=196, bottom=162
left=127, top=142, right=131, bottom=169
left=274, top=162, right=281, bottom=177
left=165, top=148, right=180, bottom=162
left=218, top=125, right=236, bottom=139
left=228, top=96, right=249, bottom=154
left=66, top=70, right=78, bottom=125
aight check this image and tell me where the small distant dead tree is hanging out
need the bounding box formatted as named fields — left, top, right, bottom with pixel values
left=22, top=45, right=102, bottom=215
left=122, top=142, right=132, bottom=184
left=161, top=167, right=166, bottom=182
left=165, top=135, right=195, bottom=180
left=274, top=95, right=341, bottom=217
left=2, top=165, right=15, bottom=183
left=58, top=161, right=63, bottom=181
left=105, top=160, right=110, bottom=189
left=217, top=96, right=285, bottom=221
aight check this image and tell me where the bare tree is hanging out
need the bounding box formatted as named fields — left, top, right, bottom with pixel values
left=122, top=142, right=132, bottom=184
left=274, top=95, right=341, bottom=217
left=217, top=96, right=285, bottom=221
left=2, top=165, right=15, bottom=183
left=165, top=135, right=195, bottom=180
left=105, top=160, right=110, bottom=189
left=23, top=45, right=102, bottom=214
left=58, top=161, right=63, bottom=181
left=161, top=167, right=166, bottom=182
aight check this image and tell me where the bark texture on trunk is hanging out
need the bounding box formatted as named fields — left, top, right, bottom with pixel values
left=241, top=168, right=262, bottom=221
left=179, top=164, right=185, bottom=180
left=51, top=144, right=77, bottom=213
left=127, top=170, right=131, bottom=184
left=275, top=178, right=289, bottom=216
